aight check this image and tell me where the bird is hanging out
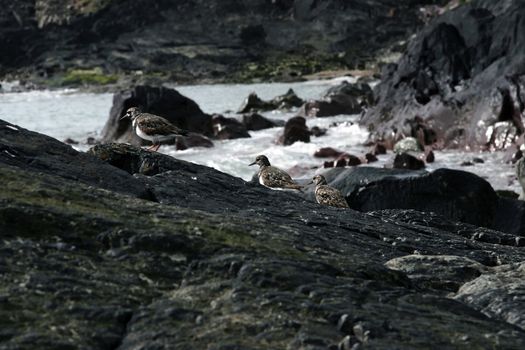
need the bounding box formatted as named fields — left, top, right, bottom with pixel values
left=311, top=174, right=349, bottom=208
left=249, top=155, right=302, bottom=191
left=121, top=107, right=189, bottom=152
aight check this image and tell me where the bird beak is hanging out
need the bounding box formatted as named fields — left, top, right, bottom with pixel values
left=120, top=114, right=128, bottom=120
left=307, top=181, right=313, bottom=185
left=249, top=161, right=256, bottom=166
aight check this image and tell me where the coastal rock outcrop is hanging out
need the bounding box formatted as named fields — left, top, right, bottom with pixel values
left=297, top=81, right=371, bottom=118
left=101, top=85, right=213, bottom=145
left=4, top=120, right=525, bottom=348
left=362, top=0, right=525, bottom=150
left=0, top=0, right=449, bottom=84
left=303, top=166, right=524, bottom=235
left=278, top=116, right=310, bottom=145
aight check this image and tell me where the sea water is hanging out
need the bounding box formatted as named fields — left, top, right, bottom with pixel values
left=0, top=78, right=520, bottom=194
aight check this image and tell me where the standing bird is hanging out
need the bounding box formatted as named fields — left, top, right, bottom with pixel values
left=311, top=174, right=349, bottom=208
left=121, top=107, right=189, bottom=152
left=249, top=155, right=302, bottom=191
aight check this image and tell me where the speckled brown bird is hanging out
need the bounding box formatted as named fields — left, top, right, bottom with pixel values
left=249, top=155, right=302, bottom=191
left=122, top=107, right=188, bottom=151
left=312, top=174, right=349, bottom=208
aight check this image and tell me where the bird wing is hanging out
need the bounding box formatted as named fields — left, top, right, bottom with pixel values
left=261, top=166, right=301, bottom=189
left=315, top=185, right=349, bottom=207
left=137, top=114, right=188, bottom=136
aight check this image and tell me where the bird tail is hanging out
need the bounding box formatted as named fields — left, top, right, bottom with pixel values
left=287, top=183, right=304, bottom=192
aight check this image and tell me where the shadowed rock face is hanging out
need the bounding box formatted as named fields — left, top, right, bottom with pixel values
left=362, top=0, right=525, bottom=150
left=301, top=166, right=524, bottom=235
left=4, top=120, right=525, bottom=348
left=0, top=0, right=449, bottom=83
left=101, top=85, right=213, bottom=145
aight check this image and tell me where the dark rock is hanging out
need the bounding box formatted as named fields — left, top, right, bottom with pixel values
left=237, top=92, right=275, bottom=113
left=386, top=255, right=486, bottom=293
left=238, top=89, right=305, bottom=113
left=365, top=153, right=378, bottom=163
left=297, top=81, right=370, bottom=118
left=314, top=147, right=343, bottom=158
left=455, top=262, right=525, bottom=330
left=461, top=161, right=474, bottom=167
left=494, top=197, right=525, bottom=236
left=212, top=114, right=250, bottom=140
left=424, top=148, right=435, bottom=163
left=64, top=138, right=78, bottom=145
left=101, top=85, right=212, bottom=146
left=5, top=121, right=525, bottom=349
left=323, top=153, right=362, bottom=168
left=324, top=81, right=374, bottom=107
left=369, top=143, right=387, bottom=155
left=308, top=167, right=499, bottom=229
left=362, top=1, right=525, bottom=151
left=270, top=88, right=304, bottom=110
left=0, top=119, right=149, bottom=199
left=393, top=153, right=425, bottom=170
left=310, top=126, right=327, bottom=137
left=0, top=0, right=446, bottom=85
left=242, top=113, right=278, bottom=131
left=472, top=158, right=484, bottom=164
left=175, top=134, right=214, bottom=150
left=278, top=116, right=310, bottom=145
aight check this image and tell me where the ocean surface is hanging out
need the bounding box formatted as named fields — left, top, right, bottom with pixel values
left=0, top=78, right=521, bottom=194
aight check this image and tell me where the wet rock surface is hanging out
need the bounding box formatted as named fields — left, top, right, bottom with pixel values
left=362, top=0, right=525, bottom=151
left=3, top=120, right=525, bottom=349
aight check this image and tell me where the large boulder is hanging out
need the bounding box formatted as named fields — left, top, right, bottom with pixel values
left=101, top=85, right=213, bottom=145
left=303, top=167, right=503, bottom=230
left=277, top=116, right=310, bottom=145
left=362, top=0, right=525, bottom=150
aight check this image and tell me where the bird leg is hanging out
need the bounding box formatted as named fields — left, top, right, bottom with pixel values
left=151, top=143, right=161, bottom=152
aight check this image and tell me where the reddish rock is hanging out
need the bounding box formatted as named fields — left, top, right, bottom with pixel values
left=314, top=147, right=343, bottom=158
left=310, top=126, right=327, bottom=137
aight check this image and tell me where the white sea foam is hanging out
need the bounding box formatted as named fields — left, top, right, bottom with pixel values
left=0, top=79, right=521, bottom=194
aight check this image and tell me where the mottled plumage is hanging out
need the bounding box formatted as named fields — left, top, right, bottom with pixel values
left=249, top=155, right=302, bottom=190
left=312, top=175, right=348, bottom=208
left=122, top=107, right=188, bottom=151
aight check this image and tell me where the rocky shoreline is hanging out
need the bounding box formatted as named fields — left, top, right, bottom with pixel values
left=3, top=116, right=525, bottom=348
left=0, top=0, right=450, bottom=90
left=4, top=0, right=525, bottom=348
